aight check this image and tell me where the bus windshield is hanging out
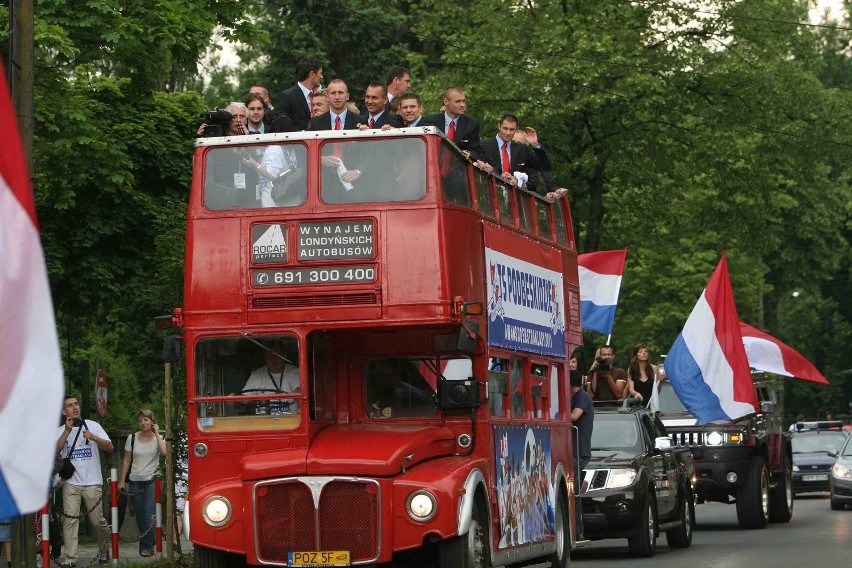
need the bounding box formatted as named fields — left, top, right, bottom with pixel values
left=320, top=138, right=426, bottom=204
left=365, top=356, right=471, bottom=419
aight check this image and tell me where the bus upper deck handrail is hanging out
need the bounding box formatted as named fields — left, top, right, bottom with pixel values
left=194, top=125, right=442, bottom=147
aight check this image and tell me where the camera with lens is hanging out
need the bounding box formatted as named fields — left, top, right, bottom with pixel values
left=595, top=357, right=612, bottom=372
left=72, top=417, right=84, bottom=427
left=200, top=108, right=233, bottom=137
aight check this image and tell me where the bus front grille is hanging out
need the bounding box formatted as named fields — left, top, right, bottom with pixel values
left=254, top=478, right=380, bottom=564
left=252, top=293, right=378, bottom=309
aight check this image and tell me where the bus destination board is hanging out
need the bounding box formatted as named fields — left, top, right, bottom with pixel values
left=253, top=265, right=376, bottom=286
left=298, top=220, right=374, bottom=260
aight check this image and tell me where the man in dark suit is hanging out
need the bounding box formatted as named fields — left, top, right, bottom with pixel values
left=275, top=57, right=324, bottom=130
left=385, top=66, right=411, bottom=105
left=421, top=87, right=482, bottom=159
left=478, top=114, right=541, bottom=187
left=307, top=79, right=365, bottom=132
left=360, top=83, right=404, bottom=129
left=398, top=92, right=425, bottom=127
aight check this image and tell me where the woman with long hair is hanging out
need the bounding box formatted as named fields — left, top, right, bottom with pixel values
left=626, top=343, right=658, bottom=403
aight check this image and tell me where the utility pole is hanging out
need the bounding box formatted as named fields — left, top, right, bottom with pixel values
left=9, top=1, right=37, bottom=567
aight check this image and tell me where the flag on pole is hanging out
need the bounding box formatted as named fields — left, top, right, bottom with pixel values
left=577, top=249, right=627, bottom=335
left=0, top=59, right=65, bottom=517
left=740, top=322, right=829, bottom=385
left=665, top=255, right=758, bottom=425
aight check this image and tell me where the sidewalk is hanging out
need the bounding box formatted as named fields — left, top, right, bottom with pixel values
left=54, top=522, right=192, bottom=567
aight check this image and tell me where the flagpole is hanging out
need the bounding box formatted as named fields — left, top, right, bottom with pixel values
left=606, top=334, right=611, bottom=345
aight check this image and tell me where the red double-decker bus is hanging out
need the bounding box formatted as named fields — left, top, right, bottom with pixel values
left=173, top=126, right=583, bottom=567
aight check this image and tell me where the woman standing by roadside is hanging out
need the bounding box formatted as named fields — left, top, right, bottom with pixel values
left=117, top=410, right=166, bottom=557
left=626, top=344, right=659, bottom=404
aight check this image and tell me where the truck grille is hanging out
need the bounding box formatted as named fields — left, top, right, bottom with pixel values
left=254, top=478, right=380, bottom=564
left=669, top=431, right=704, bottom=447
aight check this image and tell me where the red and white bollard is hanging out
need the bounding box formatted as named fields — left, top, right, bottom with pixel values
left=155, top=478, right=163, bottom=557
left=41, top=503, right=50, bottom=566
left=110, top=468, right=119, bottom=564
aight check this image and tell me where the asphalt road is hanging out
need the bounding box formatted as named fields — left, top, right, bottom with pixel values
left=571, top=493, right=851, bottom=567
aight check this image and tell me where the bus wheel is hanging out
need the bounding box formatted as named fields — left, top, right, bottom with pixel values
left=194, top=544, right=246, bottom=568
left=548, top=490, right=570, bottom=568
left=438, top=501, right=491, bottom=568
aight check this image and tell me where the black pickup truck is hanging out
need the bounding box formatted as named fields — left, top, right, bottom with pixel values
left=579, top=400, right=695, bottom=557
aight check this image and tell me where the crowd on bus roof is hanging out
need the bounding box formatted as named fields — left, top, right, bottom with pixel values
left=197, top=57, right=569, bottom=203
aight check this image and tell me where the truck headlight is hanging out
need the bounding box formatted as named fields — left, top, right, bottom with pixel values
left=832, top=463, right=851, bottom=479
left=606, top=469, right=638, bottom=489
left=406, top=491, right=437, bottom=522
left=202, top=496, right=232, bottom=526
left=705, top=431, right=723, bottom=446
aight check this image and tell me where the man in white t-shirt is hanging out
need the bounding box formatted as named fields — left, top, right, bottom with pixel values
left=55, top=395, right=114, bottom=568
left=242, top=345, right=301, bottom=413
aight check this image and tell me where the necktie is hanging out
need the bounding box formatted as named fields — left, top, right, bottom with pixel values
left=447, top=119, right=456, bottom=141
left=333, top=115, right=342, bottom=158
left=501, top=142, right=511, bottom=174
left=369, top=117, right=375, bottom=128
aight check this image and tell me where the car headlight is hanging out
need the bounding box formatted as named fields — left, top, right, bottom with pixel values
left=832, top=463, right=851, bottom=479
left=606, top=469, right=638, bottom=489
left=202, top=496, right=232, bottom=526
left=705, top=431, right=724, bottom=446
left=406, top=491, right=437, bottom=522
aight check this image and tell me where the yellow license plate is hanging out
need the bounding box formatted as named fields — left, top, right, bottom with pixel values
left=287, top=551, right=350, bottom=567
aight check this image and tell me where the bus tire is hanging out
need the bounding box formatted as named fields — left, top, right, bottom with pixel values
left=438, top=499, right=491, bottom=568
left=737, top=456, right=769, bottom=529
left=548, top=489, right=570, bottom=568
left=769, top=453, right=794, bottom=523
left=194, top=544, right=246, bottom=568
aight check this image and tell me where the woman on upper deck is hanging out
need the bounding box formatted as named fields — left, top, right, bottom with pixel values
left=626, top=343, right=659, bottom=404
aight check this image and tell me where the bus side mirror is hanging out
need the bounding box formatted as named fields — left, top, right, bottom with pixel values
left=457, top=320, right=479, bottom=353
left=438, top=378, right=480, bottom=410
left=163, top=336, right=183, bottom=363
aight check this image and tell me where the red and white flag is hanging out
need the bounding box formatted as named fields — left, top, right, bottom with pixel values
left=739, top=322, right=829, bottom=385
left=0, top=59, right=64, bottom=517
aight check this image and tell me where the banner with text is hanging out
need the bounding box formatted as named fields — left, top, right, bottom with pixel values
left=485, top=224, right=565, bottom=357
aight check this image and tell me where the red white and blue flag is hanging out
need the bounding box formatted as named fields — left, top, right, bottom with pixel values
left=0, top=60, right=65, bottom=517
left=740, top=322, right=829, bottom=385
left=666, top=255, right=758, bottom=424
left=577, top=249, right=627, bottom=335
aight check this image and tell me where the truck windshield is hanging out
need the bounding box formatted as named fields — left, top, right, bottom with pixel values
left=365, top=356, right=471, bottom=419
left=591, top=415, right=641, bottom=451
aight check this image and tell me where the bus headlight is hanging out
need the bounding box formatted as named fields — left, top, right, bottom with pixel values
left=705, top=431, right=724, bottom=446
left=202, top=496, right=232, bottom=526
left=606, top=469, right=637, bottom=489
left=406, top=491, right=437, bottom=522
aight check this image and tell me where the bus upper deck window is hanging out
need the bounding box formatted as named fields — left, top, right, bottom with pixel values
left=517, top=192, right=532, bottom=232
left=496, top=183, right=512, bottom=221
left=204, top=144, right=307, bottom=210
left=552, top=200, right=569, bottom=244
left=320, top=138, right=426, bottom=204
left=474, top=169, right=495, bottom=217
left=535, top=199, right=551, bottom=239
left=438, top=141, right=471, bottom=207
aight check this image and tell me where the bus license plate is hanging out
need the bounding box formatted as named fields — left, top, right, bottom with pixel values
left=287, top=550, right=350, bottom=566
left=802, top=474, right=828, bottom=482
left=253, top=265, right=375, bottom=286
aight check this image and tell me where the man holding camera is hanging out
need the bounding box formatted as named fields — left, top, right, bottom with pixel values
left=55, top=395, right=113, bottom=568
left=586, top=345, right=627, bottom=401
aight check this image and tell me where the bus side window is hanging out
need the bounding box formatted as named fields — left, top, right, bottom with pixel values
left=517, top=193, right=532, bottom=232
left=438, top=141, right=471, bottom=207
left=510, top=357, right=525, bottom=418
left=552, top=200, right=569, bottom=244
left=496, top=183, right=512, bottom=222
left=549, top=365, right=561, bottom=420
left=535, top=199, right=551, bottom=240
left=488, top=358, right=509, bottom=417
left=531, top=364, right=547, bottom=419
left=474, top=169, right=495, bottom=217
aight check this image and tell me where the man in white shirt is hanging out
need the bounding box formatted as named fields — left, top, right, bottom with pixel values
left=55, top=395, right=114, bottom=568
left=243, top=345, right=301, bottom=413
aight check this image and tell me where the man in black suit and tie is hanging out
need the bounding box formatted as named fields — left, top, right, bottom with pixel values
left=478, top=114, right=541, bottom=187
left=360, top=83, right=404, bottom=129
left=397, top=93, right=424, bottom=127
left=421, top=87, right=482, bottom=158
left=275, top=57, right=324, bottom=131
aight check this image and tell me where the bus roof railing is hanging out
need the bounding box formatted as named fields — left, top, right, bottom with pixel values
left=194, top=125, right=443, bottom=147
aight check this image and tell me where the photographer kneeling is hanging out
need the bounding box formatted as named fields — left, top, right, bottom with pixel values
left=586, top=345, right=627, bottom=401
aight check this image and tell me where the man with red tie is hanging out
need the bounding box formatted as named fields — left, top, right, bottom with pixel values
left=276, top=57, right=324, bottom=130
left=421, top=87, right=482, bottom=158
left=360, top=83, right=404, bottom=129
left=478, top=114, right=541, bottom=187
